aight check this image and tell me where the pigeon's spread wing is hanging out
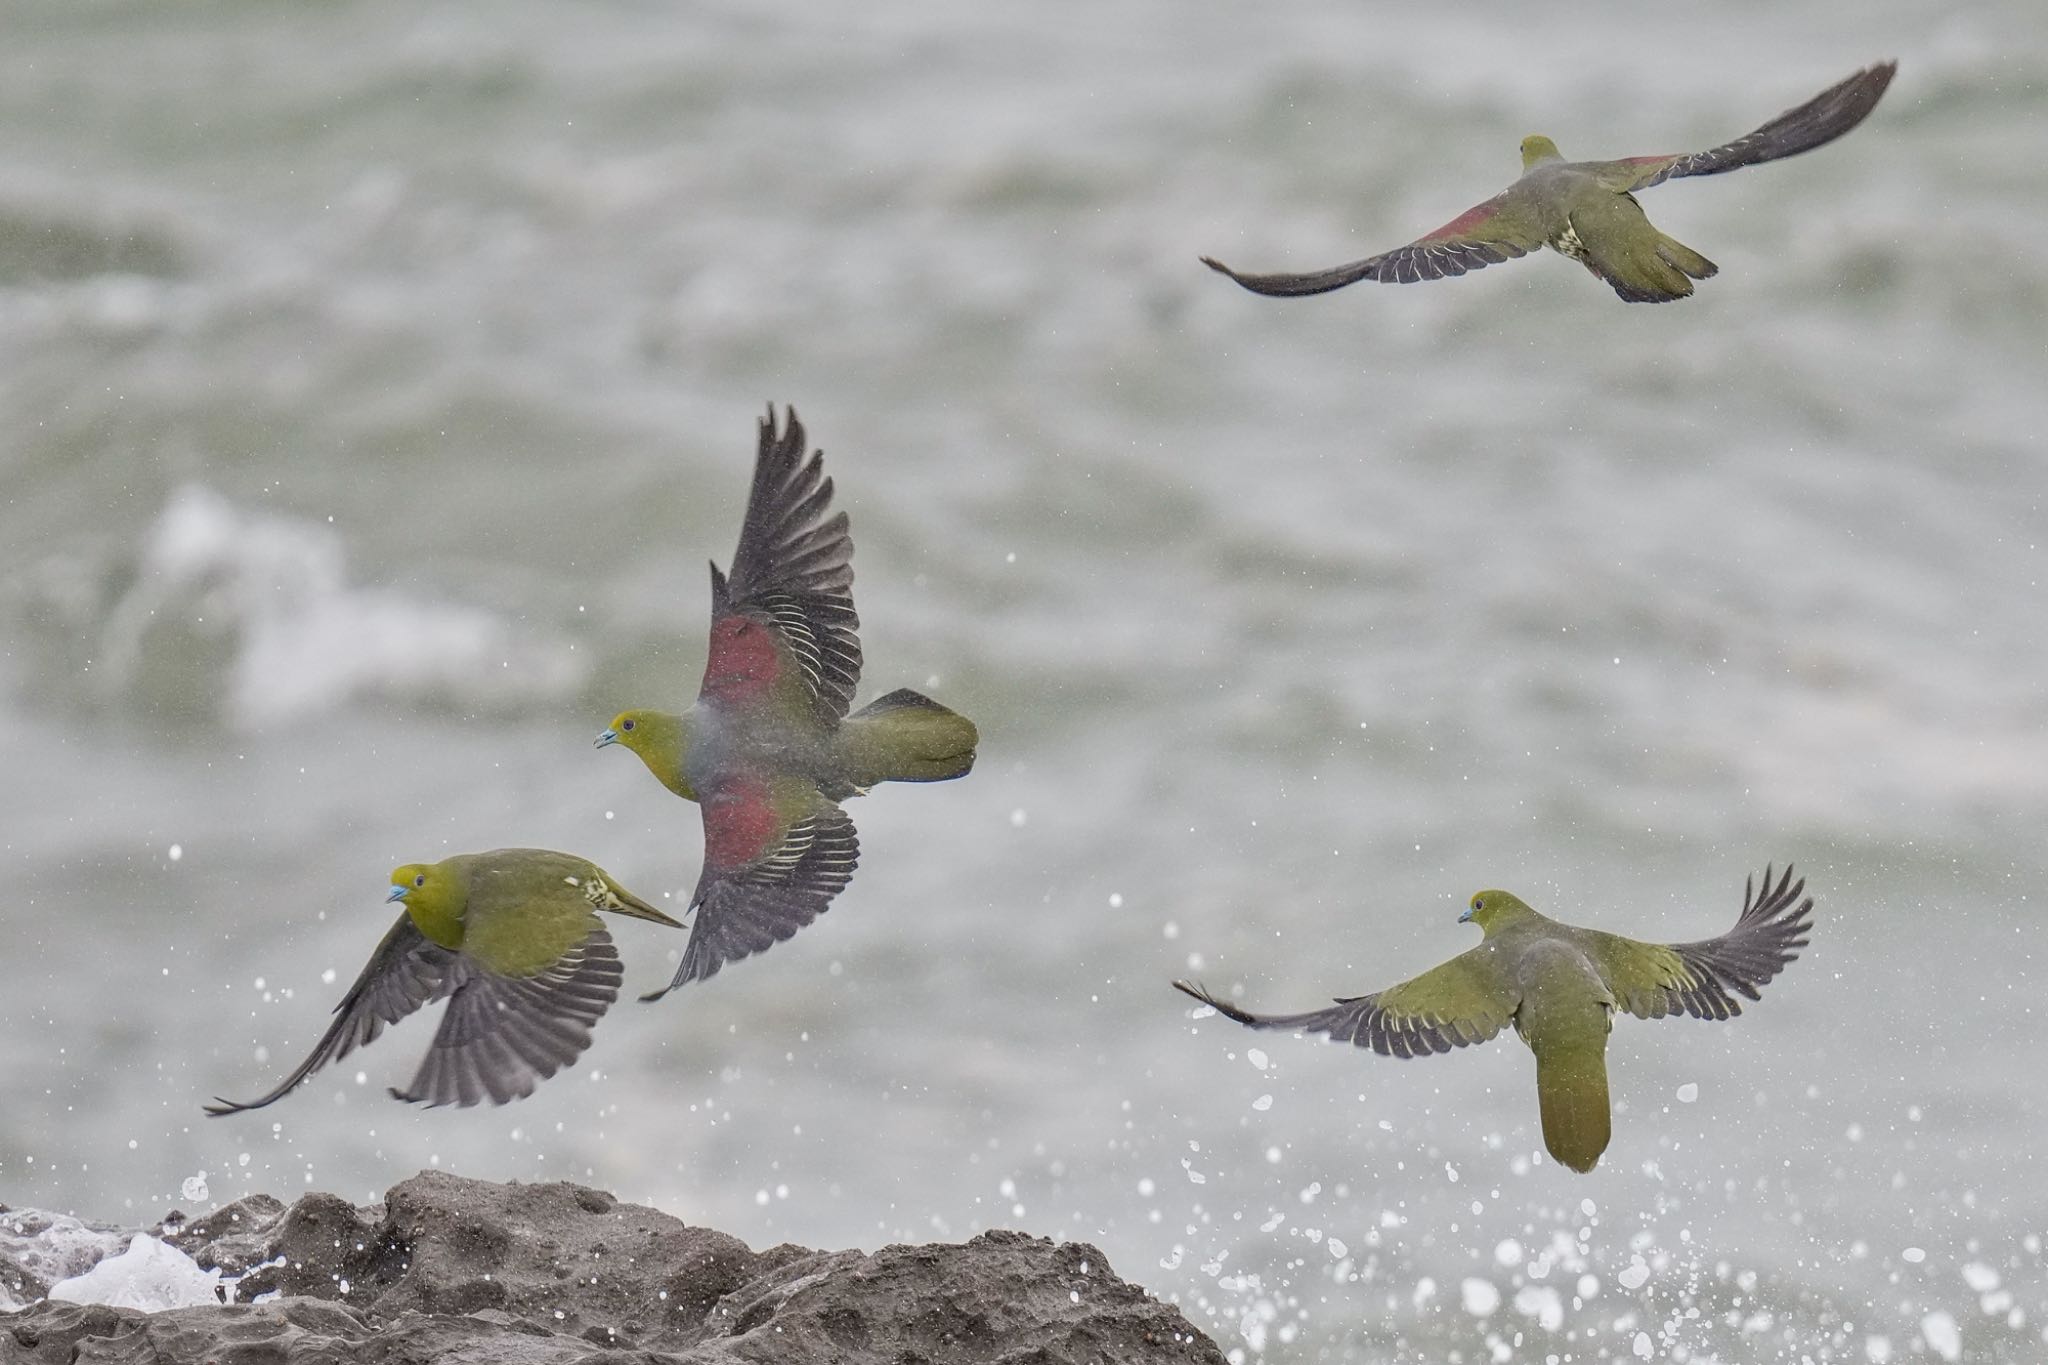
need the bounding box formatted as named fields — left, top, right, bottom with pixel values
left=204, top=915, right=455, bottom=1116
left=700, top=406, right=862, bottom=723
left=1202, top=191, right=1544, bottom=297
left=643, top=787, right=860, bottom=999
left=1586, top=865, right=1813, bottom=1022
left=391, top=922, right=622, bottom=1108
left=1175, top=943, right=1519, bottom=1058
left=1606, top=62, right=1897, bottom=192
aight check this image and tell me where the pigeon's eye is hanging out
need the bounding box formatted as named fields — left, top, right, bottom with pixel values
left=621, top=718, right=636, bottom=732
left=1470, top=895, right=1484, bottom=912
left=413, top=874, right=426, bottom=888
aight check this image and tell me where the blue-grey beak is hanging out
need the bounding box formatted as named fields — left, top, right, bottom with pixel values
left=594, top=729, right=618, bottom=749
left=1457, top=906, right=1475, bottom=923
left=387, top=885, right=409, bottom=903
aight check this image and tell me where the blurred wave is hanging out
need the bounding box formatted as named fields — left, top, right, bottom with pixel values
left=9, top=485, right=587, bottom=730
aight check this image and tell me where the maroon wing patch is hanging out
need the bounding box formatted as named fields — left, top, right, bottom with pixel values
left=700, top=613, right=786, bottom=707
left=642, top=796, right=861, bottom=999
left=700, top=407, right=863, bottom=722
left=698, top=775, right=784, bottom=871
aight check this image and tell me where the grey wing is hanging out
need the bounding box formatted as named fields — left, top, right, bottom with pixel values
left=1589, top=864, right=1815, bottom=1022
left=1664, top=863, right=1813, bottom=1019
left=391, top=923, right=622, bottom=1108
left=1616, top=62, right=1896, bottom=191
left=204, top=915, right=455, bottom=1116
left=1200, top=191, right=1543, bottom=296
left=1172, top=973, right=1508, bottom=1060
left=715, top=405, right=863, bottom=721
left=643, top=804, right=860, bottom=1000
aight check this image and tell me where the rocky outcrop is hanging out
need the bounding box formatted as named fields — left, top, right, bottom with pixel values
left=2, top=1171, right=1227, bottom=1363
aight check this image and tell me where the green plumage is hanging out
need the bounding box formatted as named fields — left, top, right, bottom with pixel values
left=1175, top=865, right=1813, bottom=1172
left=835, top=688, right=981, bottom=790
left=597, top=407, right=977, bottom=996
left=1203, top=62, right=1895, bottom=303
left=204, top=849, right=680, bottom=1115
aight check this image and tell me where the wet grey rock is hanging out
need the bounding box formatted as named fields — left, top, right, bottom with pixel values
left=5, top=1297, right=370, bottom=1364
left=1, top=1172, right=1226, bottom=1364
left=157, top=1193, right=289, bottom=1280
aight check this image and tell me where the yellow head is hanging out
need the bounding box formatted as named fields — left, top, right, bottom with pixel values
left=387, top=860, right=466, bottom=948
left=1519, top=135, right=1563, bottom=170
left=1458, top=888, right=1536, bottom=938
left=593, top=709, right=694, bottom=799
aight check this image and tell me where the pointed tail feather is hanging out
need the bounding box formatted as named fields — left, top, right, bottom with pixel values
left=1580, top=239, right=1699, bottom=304
left=836, top=688, right=978, bottom=787
left=603, top=884, right=685, bottom=929
left=1656, top=236, right=1718, bottom=281
left=1534, top=1043, right=1611, bottom=1173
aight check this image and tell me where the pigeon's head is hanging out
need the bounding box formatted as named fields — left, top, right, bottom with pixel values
left=387, top=859, right=467, bottom=944
left=597, top=709, right=678, bottom=761
left=1459, top=889, right=1536, bottom=937
left=1519, top=135, right=1563, bottom=170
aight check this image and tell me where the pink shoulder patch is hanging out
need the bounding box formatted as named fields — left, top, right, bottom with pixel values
left=1423, top=201, right=1499, bottom=242
left=701, top=613, right=782, bottom=705
left=701, top=776, right=782, bottom=871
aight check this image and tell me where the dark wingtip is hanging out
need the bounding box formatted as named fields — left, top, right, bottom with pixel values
left=1198, top=255, right=1236, bottom=278
left=759, top=402, right=805, bottom=455
left=1173, top=978, right=1256, bottom=1024
left=639, top=961, right=697, bottom=1003
left=201, top=1098, right=241, bottom=1118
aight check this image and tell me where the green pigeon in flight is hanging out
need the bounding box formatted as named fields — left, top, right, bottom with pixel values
left=205, top=849, right=681, bottom=1114
left=597, top=406, right=978, bottom=999
left=1203, top=62, right=1895, bottom=303
left=1174, top=865, right=1814, bottom=1172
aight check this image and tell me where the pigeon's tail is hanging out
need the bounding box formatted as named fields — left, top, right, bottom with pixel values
left=1519, top=944, right=1614, bottom=1173
left=1534, top=1040, right=1611, bottom=1173
left=1576, top=220, right=1711, bottom=303
left=834, top=688, right=978, bottom=789
left=1656, top=235, right=1718, bottom=282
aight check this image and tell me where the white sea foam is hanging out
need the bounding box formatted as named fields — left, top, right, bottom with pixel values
left=47, top=1234, right=220, bottom=1312
left=0, top=1210, right=131, bottom=1311
left=95, top=485, right=586, bottom=727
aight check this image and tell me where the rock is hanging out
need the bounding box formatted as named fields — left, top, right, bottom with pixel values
left=706, top=1229, right=1227, bottom=1363
left=157, top=1193, right=288, bottom=1280
left=0, top=1173, right=1226, bottom=1364
left=6, top=1297, right=372, bottom=1365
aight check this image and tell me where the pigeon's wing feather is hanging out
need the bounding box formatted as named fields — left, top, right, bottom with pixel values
left=699, top=406, right=862, bottom=724
left=391, top=922, right=622, bottom=1108
left=1202, top=190, right=1545, bottom=297
left=1585, top=865, right=1814, bottom=1022
left=1173, top=943, right=1519, bottom=1059
left=204, top=915, right=455, bottom=1116
left=1604, top=62, right=1896, bottom=192
left=644, top=789, right=859, bottom=999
